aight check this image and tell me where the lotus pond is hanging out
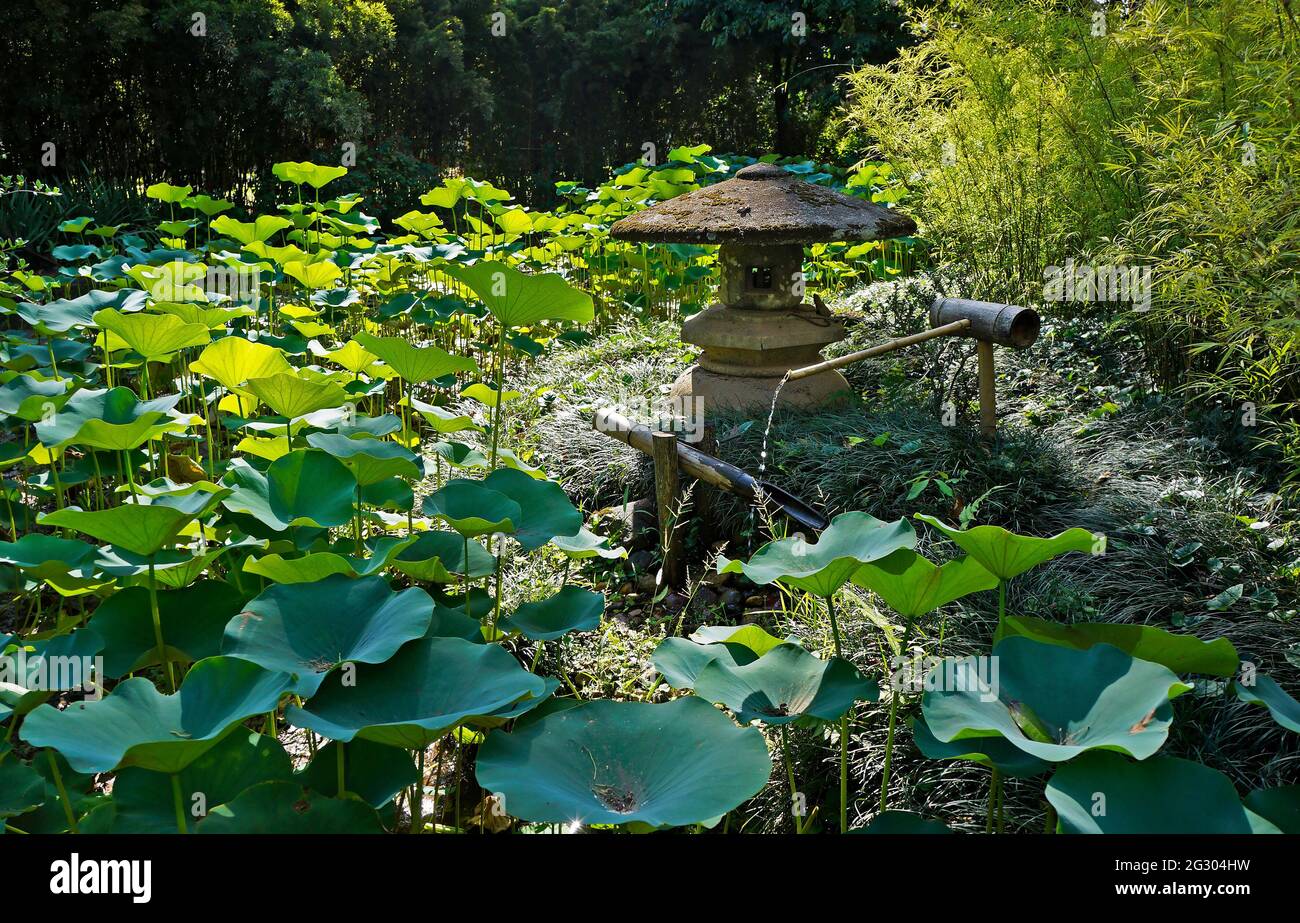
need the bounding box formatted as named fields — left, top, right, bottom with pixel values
left=1, top=157, right=1296, bottom=836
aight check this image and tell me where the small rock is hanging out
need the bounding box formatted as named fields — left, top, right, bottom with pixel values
left=664, top=592, right=689, bottom=611
left=744, top=595, right=764, bottom=607
left=636, top=573, right=659, bottom=593
left=720, top=589, right=744, bottom=615
left=702, top=570, right=730, bottom=588
left=618, top=582, right=634, bottom=595
left=627, top=550, right=655, bottom=573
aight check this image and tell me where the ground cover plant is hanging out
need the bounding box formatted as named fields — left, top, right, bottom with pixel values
left=1, top=0, right=1297, bottom=840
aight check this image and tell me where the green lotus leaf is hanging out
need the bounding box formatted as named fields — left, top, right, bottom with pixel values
left=93, top=308, right=210, bottom=360
left=305, top=432, right=422, bottom=485
left=995, top=615, right=1239, bottom=677
left=652, top=637, right=758, bottom=690
left=259, top=449, right=357, bottom=529
left=298, top=738, right=418, bottom=809
left=145, top=182, right=193, bottom=204
left=1233, top=675, right=1300, bottom=733
left=0, top=756, right=45, bottom=819
left=89, top=580, right=247, bottom=677
left=91, top=730, right=293, bottom=833
left=17, top=289, right=143, bottom=334
left=389, top=530, right=496, bottom=583
left=1046, top=752, right=1267, bottom=834
left=476, top=697, right=770, bottom=828
left=222, top=575, right=433, bottom=696
left=244, top=371, right=349, bottom=419
left=0, top=629, right=104, bottom=717
left=688, top=624, right=792, bottom=657
left=852, top=549, right=998, bottom=617
left=353, top=332, right=478, bottom=383
left=319, top=339, right=379, bottom=375
left=922, top=637, right=1192, bottom=762
left=428, top=440, right=545, bottom=479
left=408, top=395, right=482, bottom=434
left=693, top=642, right=877, bottom=724
left=272, top=161, right=348, bottom=189
left=913, top=514, right=1101, bottom=581
left=909, top=715, right=1050, bottom=778
left=39, top=503, right=195, bottom=556
left=481, top=467, right=582, bottom=551
left=21, top=657, right=293, bottom=774
left=0, top=373, right=71, bottom=421
left=35, top=386, right=193, bottom=451
left=286, top=637, right=550, bottom=749
left=196, top=781, right=383, bottom=833
left=444, top=260, right=594, bottom=329
left=425, top=597, right=487, bottom=642
left=4, top=750, right=105, bottom=834
left=551, top=525, right=627, bottom=560
left=856, top=810, right=953, bottom=834
left=1244, top=786, right=1300, bottom=833
left=190, top=336, right=292, bottom=392
left=460, top=382, right=522, bottom=407
left=502, top=586, right=604, bottom=641
left=422, top=479, right=520, bottom=538
left=0, top=533, right=102, bottom=594
left=242, top=535, right=415, bottom=584
left=719, top=512, right=916, bottom=597
left=210, top=214, right=292, bottom=245
left=283, top=260, right=343, bottom=290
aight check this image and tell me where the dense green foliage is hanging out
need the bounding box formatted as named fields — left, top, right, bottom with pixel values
left=0, top=0, right=905, bottom=209
left=844, top=0, right=1300, bottom=485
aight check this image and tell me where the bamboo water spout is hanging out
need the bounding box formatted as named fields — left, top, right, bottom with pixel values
left=592, top=407, right=829, bottom=532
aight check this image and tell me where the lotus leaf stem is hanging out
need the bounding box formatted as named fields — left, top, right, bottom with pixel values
left=46, top=750, right=79, bottom=834
left=780, top=726, right=803, bottom=834
left=171, top=773, right=189, bottom=833
left=147, top=560, right=176, bottom=693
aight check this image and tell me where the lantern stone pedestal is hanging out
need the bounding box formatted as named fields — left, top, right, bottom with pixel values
left=670, top=304, right=853, bottom=412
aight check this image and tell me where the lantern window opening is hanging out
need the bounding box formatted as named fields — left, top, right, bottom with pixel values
left=747, top=265, right=774, bottom=291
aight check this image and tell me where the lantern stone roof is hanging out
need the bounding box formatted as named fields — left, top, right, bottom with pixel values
left=609, top=162, right=916, bottom=245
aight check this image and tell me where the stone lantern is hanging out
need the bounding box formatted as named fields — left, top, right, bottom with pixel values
left=610, top=162, right=916, bottom=412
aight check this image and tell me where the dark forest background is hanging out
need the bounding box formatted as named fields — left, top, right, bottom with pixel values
left=0, top=0, right=906, bottom=210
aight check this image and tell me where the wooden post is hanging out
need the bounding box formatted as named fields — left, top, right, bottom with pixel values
left=651, top=431, right=684, bottom=589
left=976, top=340, right=996, bottom=440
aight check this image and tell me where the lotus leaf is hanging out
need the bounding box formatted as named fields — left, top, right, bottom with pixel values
left=1233, top=675, right=1300, bottom=733
left=719, top=512, right=915, bottom=597
left=693, top=642, right=878, bottom=724
left=995, top=614, right=1239, bottom=677
left=922, top=637, right=1192, bottom=762
left=1046, top=752, right=1269, bottom=834
left=851, top=549, right=998, bottom=617
left=21, top=657, right=293, bottom=774
left=913, top=514, right=1100, bottom=580
left=222, top=575, right=433, bottom=696
left=354, top=332, right=478, bottom=383
left=444, top=260, right=594, bottom=328
left=501, top=586, right=604, bottom=641
left=475, top=697, right=771, bottom=827
left=286, top=637, right=550, bottom=748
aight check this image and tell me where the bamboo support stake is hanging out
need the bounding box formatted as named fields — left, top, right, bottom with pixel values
left=977, top=339, right=996, bottom=440
left=651, top=431, right=684, bottom=589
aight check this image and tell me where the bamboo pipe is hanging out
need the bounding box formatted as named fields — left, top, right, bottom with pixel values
left=592, top=408, right=829, bottom=531
left=785, top=319, right=971, bottom=382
